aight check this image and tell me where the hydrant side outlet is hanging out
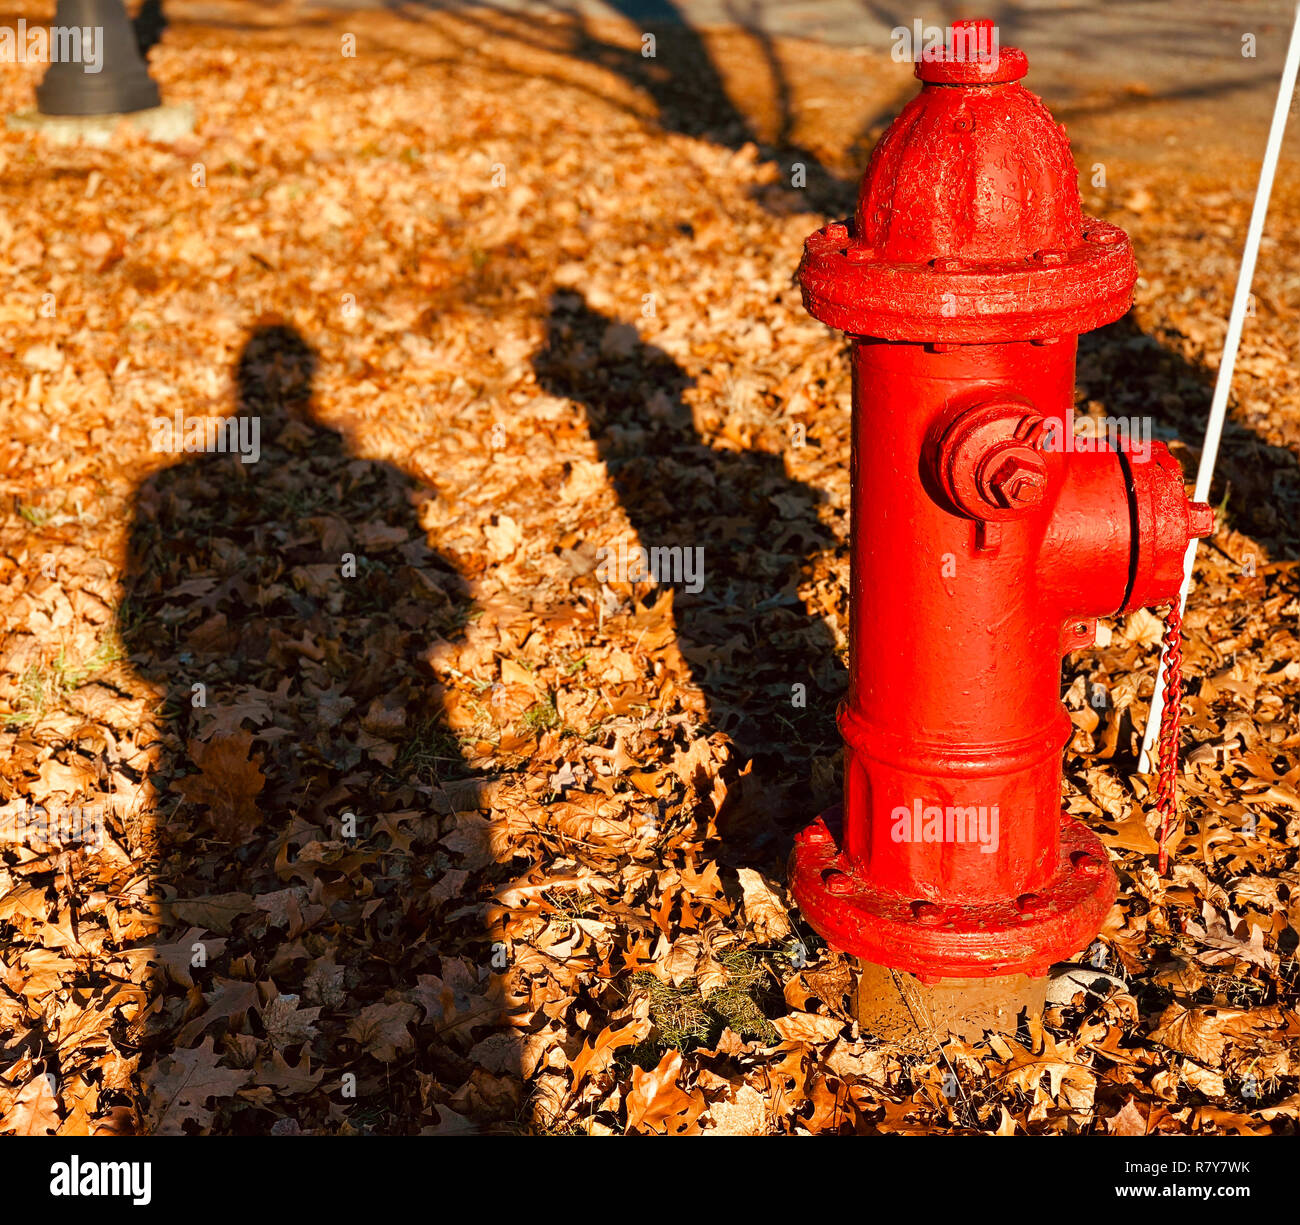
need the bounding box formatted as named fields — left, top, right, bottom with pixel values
left=789, top=21, right=1214, bottom=979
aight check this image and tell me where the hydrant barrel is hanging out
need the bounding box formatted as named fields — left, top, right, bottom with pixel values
left=842, top=338, right=1086, bottom=905
left=790, top=20, right=1213, bottom=980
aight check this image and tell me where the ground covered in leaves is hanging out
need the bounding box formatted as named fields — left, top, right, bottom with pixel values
left=0, top=1, right=1298, bottom=1135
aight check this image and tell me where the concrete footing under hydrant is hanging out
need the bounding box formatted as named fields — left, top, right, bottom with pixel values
left=852, top=959, right=1048, bottom=1049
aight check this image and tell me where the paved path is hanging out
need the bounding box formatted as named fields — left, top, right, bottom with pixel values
left=304, top=0, right=1296, bottom=109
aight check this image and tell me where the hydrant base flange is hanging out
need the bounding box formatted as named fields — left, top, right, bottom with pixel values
left=789, top=806, right=1117, bottom=979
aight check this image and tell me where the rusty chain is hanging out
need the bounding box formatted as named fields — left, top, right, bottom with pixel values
left=1154, top=603, right=1184, bottom=875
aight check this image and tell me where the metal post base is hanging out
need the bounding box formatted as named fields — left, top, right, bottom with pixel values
left=35, top=0, right=162, bottom=117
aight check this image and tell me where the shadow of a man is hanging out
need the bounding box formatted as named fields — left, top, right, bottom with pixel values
left=120, top=324, right=518, bottom=1134
left=533, top=293, right=844, bottom=862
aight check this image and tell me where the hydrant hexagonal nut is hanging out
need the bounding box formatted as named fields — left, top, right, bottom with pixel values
left=986, top=452, right=1048, bottom=510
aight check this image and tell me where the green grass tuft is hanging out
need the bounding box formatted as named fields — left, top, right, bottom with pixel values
left=625, top=948, right=779, bottom=1067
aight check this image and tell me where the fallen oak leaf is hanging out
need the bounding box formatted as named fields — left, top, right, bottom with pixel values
left=147, top=1038, right=252, bottom=1136
left=735, top=867, right=793, bottom=941
left=625, top=1050, right=705, bottom=1135
left=261, top=993, right=322, bottom=1050
left=169, top=892, right=254, bottom=935
left=1251, top=1091, right=1300, bottom=1122
left=1184, top=901, right=1278, bottom=972
left=151, top=927, right=228, bottom=988
left=1148, top=1002, right=1269, bottom=1065
left=257, top=1049, right=324, bottom=1095
left=176, top=978, right=260, bottom=1046
left=347, top=1001, right=418, bottom=1062
left=568, top=1016, right=652, bottom=1088
left=771, top=1011, right=845, bottom=1045
left=0, top=1074, right=59, bottom=1135
left=987, top=1029, right=1096, bottom=1105
left=171, top=730, right=266, bottom=843
left=1098, top=812, right=1161, bottom=854
left=0, top=881, right=51, bottom=927
left=410, top=969, right=502, bottom=1044
left=1108, top=1099, right=1150, bottom=1135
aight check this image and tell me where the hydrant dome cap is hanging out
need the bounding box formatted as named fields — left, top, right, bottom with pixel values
left=798, top=32, right=1137, bottom=342
left=857, top=79, right=1081, bottom=264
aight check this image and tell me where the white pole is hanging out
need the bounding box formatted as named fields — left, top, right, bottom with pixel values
left=1137, top=3, right=1300, bottom=773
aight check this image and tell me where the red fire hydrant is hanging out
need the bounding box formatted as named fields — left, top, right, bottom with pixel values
left=789, top=22, right=1213, bottom=995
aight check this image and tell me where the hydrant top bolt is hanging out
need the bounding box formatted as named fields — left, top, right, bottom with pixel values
left=914, top=17, right=1029, bottom=85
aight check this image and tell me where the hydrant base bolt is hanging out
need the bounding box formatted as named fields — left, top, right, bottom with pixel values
left=823, top=870, right=854, bottom=896
left=1071, top=851, right=1105, bottom=877
left=911, top=901, right=947, bottom=926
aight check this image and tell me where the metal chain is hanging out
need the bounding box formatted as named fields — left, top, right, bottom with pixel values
left=1154, top=603, right=1184, bottom=875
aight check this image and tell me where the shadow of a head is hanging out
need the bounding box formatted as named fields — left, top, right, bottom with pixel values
left=234, top=322, right=317, bottom=424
